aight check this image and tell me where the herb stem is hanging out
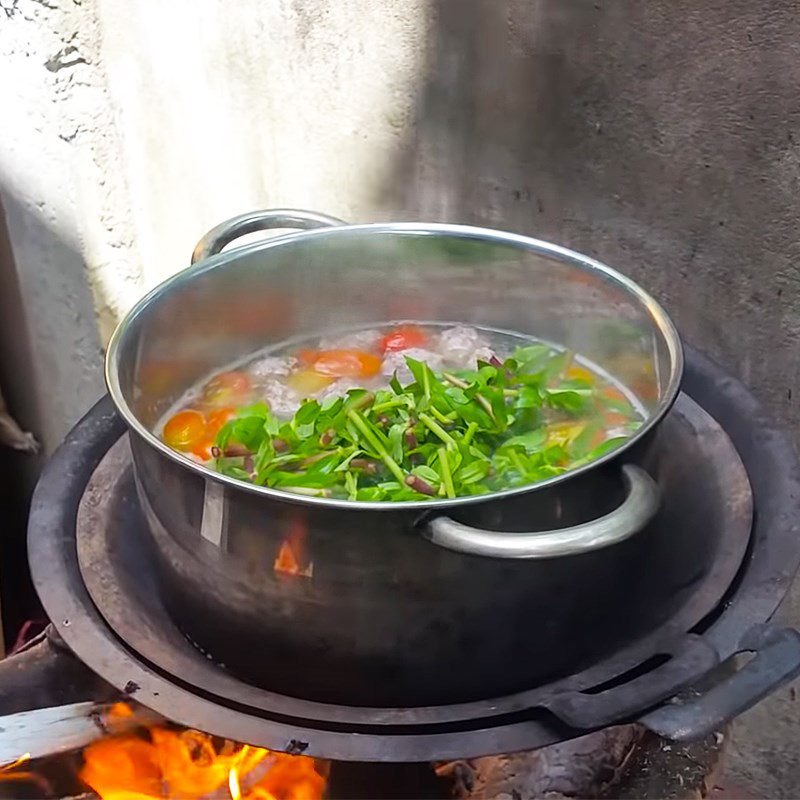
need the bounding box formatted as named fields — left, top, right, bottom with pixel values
left=347, top=391, right=375, bottom=412
left=438, top=447, right=456, bottom=498
left=372, top=398, right=409, bottom=414
left=345, top=471, right=358, bottom=500
left=442, top=372, right=495, bottom=419
left=346, top=408, right=407, bottom=483
left=419, top=412, right=457, bottom=450
left=475, top=392, right=495, bottom=419
left=510, top=450, right=529, bottom=477
left=283, top=486, right=332, bottom=498
left=405, top=474, right=437, bottom=496
left=442, top=372, right=469, bottom=389
left=296, top=450, right=340, bottom=469
left=430, top=406, right=457, bottom=425
left=463, top=421, right=479, bottom=446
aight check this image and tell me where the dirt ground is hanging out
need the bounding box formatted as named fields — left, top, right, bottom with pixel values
left=718, top=586, right=800, bottom=799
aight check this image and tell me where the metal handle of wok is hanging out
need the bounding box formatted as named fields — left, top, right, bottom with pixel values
left=641, top=625, right=800, bottom=741
left=191, top=208, right=346, bottom=263
left=423, top=464, right=660, bottom=558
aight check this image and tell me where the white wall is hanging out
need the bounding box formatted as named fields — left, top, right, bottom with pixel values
left=0, top=0, right=428, bottom=449
left=4, top=0, right=800, bottom=455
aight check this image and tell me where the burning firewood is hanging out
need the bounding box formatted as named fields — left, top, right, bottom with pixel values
left=0, top=702, right=328, bottom=800
left=436, top=725, right=644, bottom=799
left=0, top=701, right=162, bottom=764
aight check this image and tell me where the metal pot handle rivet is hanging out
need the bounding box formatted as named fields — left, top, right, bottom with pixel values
left=423, top=464, right=659, bottom=558
left=191, top=208, right=346, bottom=264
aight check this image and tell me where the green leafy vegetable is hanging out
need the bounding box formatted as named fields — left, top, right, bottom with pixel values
left=209, top=344, right=641, bottom=502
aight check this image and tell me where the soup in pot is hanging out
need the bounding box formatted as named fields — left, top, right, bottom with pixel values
left=157, top=323, right=643, bottom=501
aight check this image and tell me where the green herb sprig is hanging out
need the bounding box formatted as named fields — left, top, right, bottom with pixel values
left=212, top=345, right=639, bottom=501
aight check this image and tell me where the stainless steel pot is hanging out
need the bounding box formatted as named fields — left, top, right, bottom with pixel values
left=105, top=209, right=682, bottom=705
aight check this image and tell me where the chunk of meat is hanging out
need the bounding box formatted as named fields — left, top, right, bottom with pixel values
left=318, top=328, right=381, bottom=352
left=248, top=355, right=297, bottom=378
left=436, top=326, right=494, bottom=368
left=261, top=379, right=302, bottom=418
left=381, top=348, right=445, bottom=382
left=317, top=378, right=363, bottom=403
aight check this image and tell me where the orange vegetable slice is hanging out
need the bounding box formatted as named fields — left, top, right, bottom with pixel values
left=206, top=407, right=236, bottom=437
left=312, top=349, right=382, bottom=378
left=202, top=371, right=252, bottom=405
left=379, top=325, right=428, bottom=353
left=163, top=410, right=206, bottom=451
left=286, top=369, right=335, bottom=395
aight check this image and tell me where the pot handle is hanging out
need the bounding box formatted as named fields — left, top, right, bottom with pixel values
left=422, top=464, right=659, bottom=558
left=191, top=208, right=346, bottom=264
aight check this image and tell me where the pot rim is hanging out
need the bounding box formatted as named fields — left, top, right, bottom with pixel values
left=105, top=221, right=684, bottom=511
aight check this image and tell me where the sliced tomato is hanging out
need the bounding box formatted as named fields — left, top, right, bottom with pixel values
left=379, top=324, right=428, bottom=353
left=206, top=407, right=236, bottom=438
left=163, top=410, right=206, bottom=451
left=202, top=371, right=252, bottom=405
left=190, top=436, right=216, bottom=460
left=312, top=349, right=382, bottom=378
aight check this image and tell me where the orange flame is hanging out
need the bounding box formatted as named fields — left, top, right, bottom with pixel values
left=274, top=540, right=303, bottom=576
left=1, top=753, right=31, bottom=772
left=273, top=519, right=313, bottom=578
left=0, top=752, right=55, bottom=795
left=77, top=707, right=326, bottom=800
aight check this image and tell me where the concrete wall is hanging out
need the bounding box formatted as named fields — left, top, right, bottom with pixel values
left=383, top=1, right=800, bottom=437
left=2, top=2, right=800, bottom=791
left=2, top=0, right=799, bottom=448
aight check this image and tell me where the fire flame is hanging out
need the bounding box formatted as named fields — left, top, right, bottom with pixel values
left=273, top=520, right=313, bottom=578
left=1, top=753, right=31, bottom=771
left=274, top=540, right=303, bottom=575
left=74, top=705, right=326, bottom=800
left=0, top=752, right=52, bottom=795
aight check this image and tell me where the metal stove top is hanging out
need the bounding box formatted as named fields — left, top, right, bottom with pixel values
left=23, top=346, right=800, bottom=761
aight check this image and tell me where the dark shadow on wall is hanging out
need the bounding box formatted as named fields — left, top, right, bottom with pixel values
left=0, top=187, right=105, bottom=648
left=376, top=0, right=800, bottom=435
left=0, top=196, right=46, bottom=647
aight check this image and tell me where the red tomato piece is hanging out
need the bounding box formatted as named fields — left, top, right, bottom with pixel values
left=206, top=407, right=235, bottom=438
left=202, top=371, right=252, bottom=405
left=313, top=349, right=382, bottom=378
left=163, top=410, right=206, bottom=451
left=190, top=436, right=216, bottom=460
left=379, top=325, right=428, bottom=353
